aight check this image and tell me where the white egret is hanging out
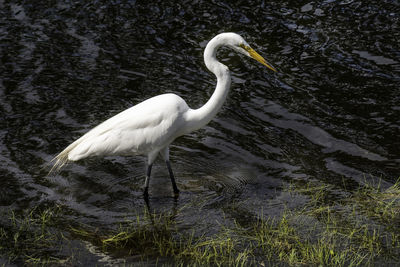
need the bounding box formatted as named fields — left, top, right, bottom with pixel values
left=50, top=32, right=276, bottom=198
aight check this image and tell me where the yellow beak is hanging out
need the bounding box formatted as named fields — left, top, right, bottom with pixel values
left=240, top=44, right=277, bottom=72
left=248, top=48, right=277, bottom=72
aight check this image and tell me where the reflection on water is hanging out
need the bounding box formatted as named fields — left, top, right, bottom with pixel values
left=0, top=0, right=399, bottom=263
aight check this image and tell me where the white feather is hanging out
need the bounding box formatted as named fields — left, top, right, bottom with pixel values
left=49, top=33, right=275, bottom=196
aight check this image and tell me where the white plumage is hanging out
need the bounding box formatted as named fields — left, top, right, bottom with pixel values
left=68, top=94, right=187, bottom=161
left=50, top=32, right=276, bottom=198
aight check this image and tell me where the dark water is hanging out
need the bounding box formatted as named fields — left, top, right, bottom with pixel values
left=0, top=0, right=399, bottom=263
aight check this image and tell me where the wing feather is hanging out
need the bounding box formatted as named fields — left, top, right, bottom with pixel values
left=49, top=94, right=188, bottom=174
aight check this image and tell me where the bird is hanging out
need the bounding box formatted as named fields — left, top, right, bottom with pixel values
left=49, top=32, right=276, bottom=199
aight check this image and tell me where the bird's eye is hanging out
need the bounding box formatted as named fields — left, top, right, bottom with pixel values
left=239, top=43, right=251, bottom=51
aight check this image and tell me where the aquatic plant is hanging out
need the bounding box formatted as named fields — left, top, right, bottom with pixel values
left=2, top=178, right=400, bottom=266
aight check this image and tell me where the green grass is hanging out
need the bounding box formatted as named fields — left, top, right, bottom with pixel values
left=278, top=178, right=400, bottom=265
left=2, top=178, right=400, bottom=266
left=67, top=178, right=400, bottom=266
left=0, top=205, right=66, bottom=265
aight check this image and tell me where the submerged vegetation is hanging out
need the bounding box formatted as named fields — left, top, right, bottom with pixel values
left=0, top=205, right=66, bottom=265
left=1, top=178, right=400, bottom=266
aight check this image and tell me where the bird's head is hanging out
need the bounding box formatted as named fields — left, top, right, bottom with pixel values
left=223, top=32, right=277, bottom=72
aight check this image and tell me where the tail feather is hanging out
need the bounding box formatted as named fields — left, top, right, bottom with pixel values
left=48, top=140, right=82, bottom=176
left=48, top=115, right=119, bottom=175
left=48, top=152, right=69, bottom=175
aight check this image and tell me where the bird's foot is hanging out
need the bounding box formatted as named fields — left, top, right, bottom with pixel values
left=143, top=188, right=149, bottom=201
left=173, top=189, right=180, bottom=199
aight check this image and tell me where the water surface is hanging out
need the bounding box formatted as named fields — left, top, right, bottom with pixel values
left=0, top=0, right=399, bottom=264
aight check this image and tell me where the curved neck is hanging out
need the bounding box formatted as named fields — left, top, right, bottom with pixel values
left=185, top=35, right=232, bottom=132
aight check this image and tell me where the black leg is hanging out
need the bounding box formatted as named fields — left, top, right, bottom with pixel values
left=143, top=163, right=152, bottom=200
left=166, top=160, right=179, bottom=196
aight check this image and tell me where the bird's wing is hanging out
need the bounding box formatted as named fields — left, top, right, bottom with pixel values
left=51, top=94, right=187, bottom=170
left=67, top=111, right=176, bottom=160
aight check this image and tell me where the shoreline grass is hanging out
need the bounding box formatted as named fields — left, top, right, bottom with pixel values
left=0, top=205, right=66, bottom=265
left=1, top=178, right=400, bottom=266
